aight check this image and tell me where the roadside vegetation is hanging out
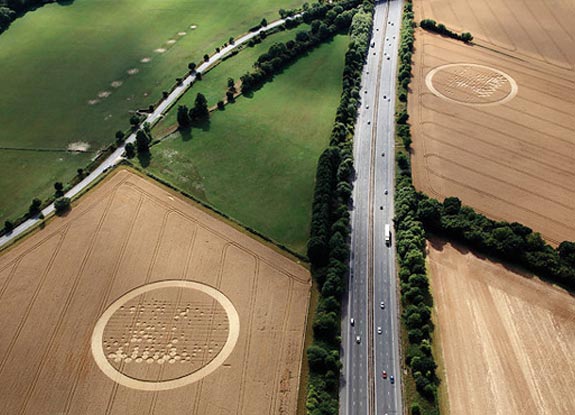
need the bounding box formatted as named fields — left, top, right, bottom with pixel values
left=305, top=2, right=374, bottom=413
left=394, top=2, right=441, bottom=414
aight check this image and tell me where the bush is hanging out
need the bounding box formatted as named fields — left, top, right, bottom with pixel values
left=54, top=197, right=71, bottom=215
left=4, top=220, right=14, bottom=233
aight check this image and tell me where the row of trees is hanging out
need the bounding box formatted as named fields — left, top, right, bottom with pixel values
left=305, top=2, right=375, bottom=414
left=394, top=3, right=441, bottom=415
left=420, top=19, right=473, bottom=43
left=240, top=0, right=360, bottom=95
left=417, top=193, right=575, bottom=291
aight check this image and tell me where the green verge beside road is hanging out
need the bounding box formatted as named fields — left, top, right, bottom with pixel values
left=135, top=35, right=349, bottom=255
left=0, top=0, right=303, bottom=223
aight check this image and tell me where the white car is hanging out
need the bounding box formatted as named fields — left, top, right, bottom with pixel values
left=350, top=318, right=355, bottom=326
left=380, top=301, right=385, bottom=309
left=377, top=327, right=382, bottom=334
left=366, top=105, right=370, bottom=109
left=356, top=336, right=361, bottom=344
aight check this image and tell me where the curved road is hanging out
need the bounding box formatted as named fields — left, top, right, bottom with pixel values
left=340, top=1, right=403, bottom=414
left=0, top=16, right=296, bottom=250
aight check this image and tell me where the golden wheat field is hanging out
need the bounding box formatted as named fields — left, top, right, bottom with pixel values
left=0, top=169, right=310, bottom=415
left=410, top=0, right=575, bottom=245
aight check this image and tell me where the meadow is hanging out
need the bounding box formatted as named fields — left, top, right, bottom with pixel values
left=138, top=35, right=349, bottom=254
left=0, top=0, right=303, bottom=222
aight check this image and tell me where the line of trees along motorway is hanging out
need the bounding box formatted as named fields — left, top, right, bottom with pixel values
left=394, top=3, right=441, bottom=415
left=306, top=2, right=374, bottom=414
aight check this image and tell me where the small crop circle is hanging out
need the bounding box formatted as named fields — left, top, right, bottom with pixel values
left=92, top=280, right=239, bottom=391
left=426, top=63, right=517, bottom=106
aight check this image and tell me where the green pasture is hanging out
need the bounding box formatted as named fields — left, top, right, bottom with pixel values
left=154, top=25, right=309, bottom=134
left=0, top=0, right=302, bottom=222
left=138, top=35, right=348, bottom=254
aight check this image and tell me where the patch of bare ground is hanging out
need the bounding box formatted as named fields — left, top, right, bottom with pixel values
left=428, top=238, right=575, bottom=415
left=0, top=169, right=310, bottom=415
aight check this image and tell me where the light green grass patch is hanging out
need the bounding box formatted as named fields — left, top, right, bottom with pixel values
left=139, top=35, right=349, bottom=254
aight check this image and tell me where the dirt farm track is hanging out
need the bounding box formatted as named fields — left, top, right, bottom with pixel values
left=0, top=169, right=310, bottom=415
left=428, top=239, right=575, bottom=415
left=410, top=0, right=575, bottom=244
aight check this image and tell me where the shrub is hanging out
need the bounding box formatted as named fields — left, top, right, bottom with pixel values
left=54, top=197, right=71, bottom=215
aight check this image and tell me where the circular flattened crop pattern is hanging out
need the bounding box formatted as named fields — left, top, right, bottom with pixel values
left=92, top=280, right=239, bottom=391
left=426, top=63, right=517, bottom=106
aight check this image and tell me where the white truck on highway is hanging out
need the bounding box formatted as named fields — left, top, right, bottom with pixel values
left=385, top=224, right=391, bottom=246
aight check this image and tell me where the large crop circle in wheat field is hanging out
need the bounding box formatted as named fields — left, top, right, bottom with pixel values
left=426, top=63, right=518, bottom=106
left=91, top=280, right=240, bottom=391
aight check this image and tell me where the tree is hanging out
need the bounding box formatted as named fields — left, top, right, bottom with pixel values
left=135, top=129, right=151, bottom=154
left=189, top=93, right=209, bottom=121
left=4, top=220, right=14, bottom=233
left=129, top=114, right=142, bottom=128
left=195, top=72, right=202, bottom=81
left=54, top=197, right=71, bottom=215
left=461, top=32, right=473, bottom=43
left=227, top=77, right=236, bottom=91
left=177, top=105, right=191, bottom=128
left=443, top=196, right=462, bottom=215
left=203, top=54, right=209, bottom=62
left=260, top=18, right=268, bottom=28
left=226, top=91, right=235, bottom=103
left=0, top=7, right=15, bottom=32
left=76, top=168, right=84, bottom=177
left=124, top=142, right=135, bottom=158
left=228, top=36, right=234, bottom=45
left=54, top=182, right=64, bottom=197
left=187, top=62, right=196, bottom=72
left=115, top=130, right=125, bottom=140
left=28, top=198, right=42, bottom=217
left=217, top=101, right=225, bottom=110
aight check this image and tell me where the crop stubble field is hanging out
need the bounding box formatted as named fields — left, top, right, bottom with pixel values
left=0, top=169, right=310, bottom=415
left=428, top=239, right=575, bottom=415
left=410, top=0, right=575, bottom=244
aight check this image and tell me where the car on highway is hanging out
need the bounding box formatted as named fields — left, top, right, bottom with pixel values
left=350, top=318, right=355, bottom=326
left=370, top=41, right=375, bottom=47
left=390, top=375, right=395, bottom=384
left=384, top=189, right=388, bottom=195
left=380, top=301, right=385, bottom=309
left=366, top=105, right=369, bottom=109
left=377, top=326, right=382, bottom=334
left=356, top=335, right=361, bottom=344
left=382, top=370, right=387, bottom=379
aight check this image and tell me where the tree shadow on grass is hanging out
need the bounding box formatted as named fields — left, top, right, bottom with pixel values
left=178, top=127, right=193, bottom=142
left=191, top=118, right=211, bottom=132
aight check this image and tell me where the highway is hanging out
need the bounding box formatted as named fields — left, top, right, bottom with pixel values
left=0, top=16, right=296, bottom=250
left=341, top=1, right=403, bottom=414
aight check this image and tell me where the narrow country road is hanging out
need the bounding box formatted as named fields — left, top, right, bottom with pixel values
left=0, top=16, right=296, bottom=250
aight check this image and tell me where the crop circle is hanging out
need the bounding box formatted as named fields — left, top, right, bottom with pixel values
left=426, top=63, right=517, bottom=106
left=92, top=280, right=239, bottom=391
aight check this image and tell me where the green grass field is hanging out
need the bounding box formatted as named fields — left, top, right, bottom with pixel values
left=0, top=0, right=303, bottom=222
left=137, top=35, right=348, bottom=254
left=153, top=25, right=309, bottom=135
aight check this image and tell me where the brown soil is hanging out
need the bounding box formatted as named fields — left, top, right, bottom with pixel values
left=410, top=0, right=575, bottom=245
left=0, top=169, right=310, bottom=415
left=428, top=238, right=575, bottom=415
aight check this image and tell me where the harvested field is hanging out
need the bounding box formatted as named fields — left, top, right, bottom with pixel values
left=410, top=0, right=575, bottom=245
left=428, top=238, right=575, bottom=415
left=0, top=169, right=310, bottom=415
